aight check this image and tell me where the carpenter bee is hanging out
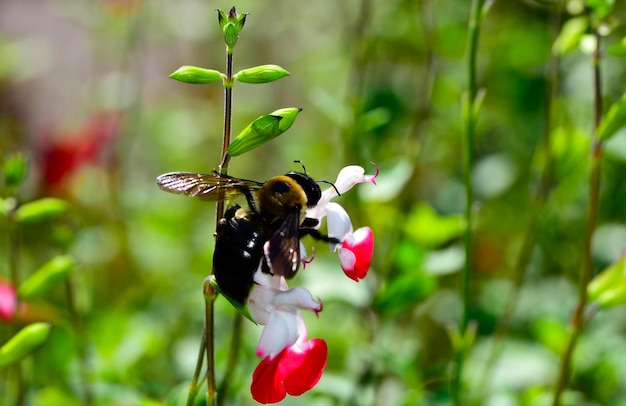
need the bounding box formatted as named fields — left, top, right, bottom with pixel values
left=156, top=166, right=338, bottom=303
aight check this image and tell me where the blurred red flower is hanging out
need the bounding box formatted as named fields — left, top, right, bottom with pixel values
left=38, top=111, right=121, bottom=195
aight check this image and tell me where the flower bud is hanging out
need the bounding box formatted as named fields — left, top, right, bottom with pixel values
left=217, top=7, right=247, bottom=31
left=235, top=65, right=290, bottom=84
left=169, top=66, right=224, bottom=85
left=0, top=322, right=52, bottom=368
left=223, top=22, right=239, bottom=49
left=18, top=255, right=75, bottom=300
left=228, top=108, right=301, bottom=157
left=3, top=152, right=28, bottom=187
left=14, top=198, right=68, bottom=224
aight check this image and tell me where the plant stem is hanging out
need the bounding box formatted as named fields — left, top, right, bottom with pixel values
left=551, top=27, right=603, bottom=406
left=189, top=43, right=235, bottom=406
left=453, top=0, right=483, bottom=404
left=206, top=46, right=235, bottom=406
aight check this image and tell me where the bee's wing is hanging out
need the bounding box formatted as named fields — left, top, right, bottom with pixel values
left=264, top=210, right=302, bottom=279
left=156, top=171, right=263, bottom=201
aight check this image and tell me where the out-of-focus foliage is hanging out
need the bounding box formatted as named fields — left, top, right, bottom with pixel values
left=1, top=1, right=626, bottom=405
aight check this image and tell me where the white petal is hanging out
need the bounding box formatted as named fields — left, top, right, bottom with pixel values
left=305, top=199, right=328, bottom=225
left=334, top=166, right=367, bottom=194
left=247, top=284, right=276, bottom=325
left=338, top=248, right=357, bottom=272
left=271, top=286, right=322, bottom=313
left=256, top=309, right=300, bottom=358
left=326, top=202, right=353, bottom=251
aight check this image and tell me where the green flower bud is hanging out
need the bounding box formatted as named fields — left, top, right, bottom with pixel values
left=234, top=64, right=290, bottom=84
left=228, top=107, right=302, bottom=157
left=169, top=66, right=224, bottom=85
left=217, top=7, right=247, bottom=31
left=19, top=255, right=75, bottom=300
left=228, top=115, right=281, bottom=157
left=3, top=152, right=28, bottom=187
left=14, top=198, right=68, bottom=224
left=0, top=323, right=53, bottom=368
left=223, top=22, right=239, bottom=50
left=272, top=107, right=302, bottom=133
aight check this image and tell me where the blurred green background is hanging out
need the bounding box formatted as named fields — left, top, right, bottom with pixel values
left=2, top=0, right=626, bottom=405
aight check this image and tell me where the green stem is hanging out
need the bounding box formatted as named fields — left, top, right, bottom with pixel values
left=188, top=41, right=235, bottom=406
left=206, top=44, right=235, bottom=406
left=454, top=0, right=483, bottom=404
left=551, top=27, right=603, bottom=406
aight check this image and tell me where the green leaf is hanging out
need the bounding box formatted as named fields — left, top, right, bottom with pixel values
left=169, top=66, right=223, bottom=85
left=228, top=107, right=301, bottom=157
left=552, top=17, right=588, bottom=55
left=607, top=38, right=626, bottom=57
left=14, top=198, right=68, bottom=224
left=18, top=255, right=75, bottom=300
left=587, top=0, right=614, bottom=18
left=208, top=276, right=255, bottom=323
left=234, top=64, right=290, bottom=84
left=405, top=203, right=465, bottom=248
left=588, top=254, right=626, bottom=308
left=531, top=318, right=569, bottom=354
left=597, top=92, right=626, bottom=141
left=3, top=152, right=28, bottom=187
left=0, top=323, right=52, bottom=368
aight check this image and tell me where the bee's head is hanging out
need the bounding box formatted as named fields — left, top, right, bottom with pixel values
left=285, top=171, right=322, bottom=207
left=258, top=175, right=309, bottom=221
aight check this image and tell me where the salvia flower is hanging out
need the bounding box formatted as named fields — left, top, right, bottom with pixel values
left=247, top=269, right=327, bottom=403
left=306, top=164, right=378, bottom=281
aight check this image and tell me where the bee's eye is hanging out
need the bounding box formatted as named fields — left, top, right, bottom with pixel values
left=272, top=181, right=291, bottom=195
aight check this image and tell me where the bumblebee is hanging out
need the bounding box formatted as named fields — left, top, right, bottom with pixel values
left=156, top=168, right=338, bottom=303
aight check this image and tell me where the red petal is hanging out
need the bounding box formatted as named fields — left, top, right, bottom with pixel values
left=341, top=227, right=374, bottom=281
left=251, top=339, right=328, bottom=403
left=251, top=353, right=287, bottom=404
left=281, top=339, right=328, bottom=396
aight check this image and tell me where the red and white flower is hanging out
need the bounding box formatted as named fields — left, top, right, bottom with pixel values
left=247, top=270, right=327, bottom=403
left=306, top=164, right=377, bottom=281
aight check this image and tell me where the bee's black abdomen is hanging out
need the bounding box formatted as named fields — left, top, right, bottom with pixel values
left=213, top=204, right=269, bottom=303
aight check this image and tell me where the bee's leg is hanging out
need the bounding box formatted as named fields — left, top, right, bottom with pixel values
left=299, top=228, right=341, bottom=245
left=301, top=217, right=319, bottom=228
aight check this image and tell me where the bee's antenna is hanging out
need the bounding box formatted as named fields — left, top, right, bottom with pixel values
left=319, top=180, right=340, bottom=196
left=293, top=160, right=307, bottom=174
